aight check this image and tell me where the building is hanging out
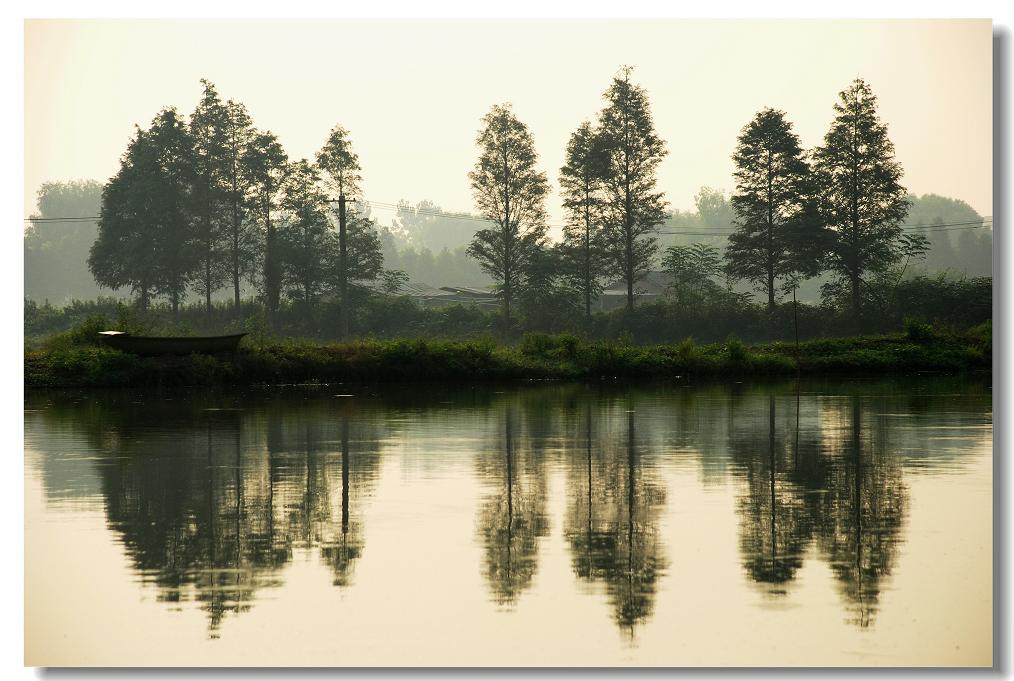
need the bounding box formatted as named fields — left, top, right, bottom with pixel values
left=597, top=271, right=671, bottom=311
left=353, top=279, right=500, bottom=310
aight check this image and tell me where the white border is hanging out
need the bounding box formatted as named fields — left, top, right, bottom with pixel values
left=3, top=3, right=1010, bottom=680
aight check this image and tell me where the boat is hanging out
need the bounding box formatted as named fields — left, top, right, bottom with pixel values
left=98, top=331, right=246, bottom=356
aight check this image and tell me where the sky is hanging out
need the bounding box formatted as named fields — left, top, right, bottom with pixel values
left=23, top=19, right=993, bottom=229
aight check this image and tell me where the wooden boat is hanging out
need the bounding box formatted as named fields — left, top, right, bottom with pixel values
left=98, top=331, right=246, bottom=356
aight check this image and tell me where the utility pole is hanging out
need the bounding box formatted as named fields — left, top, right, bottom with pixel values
left=338, top=192, right=349, bottom=340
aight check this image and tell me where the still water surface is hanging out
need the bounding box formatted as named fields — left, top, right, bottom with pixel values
left=25, top=377, right=992, bottom=666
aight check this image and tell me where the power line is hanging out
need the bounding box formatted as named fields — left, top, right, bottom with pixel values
left=23, top=206, right=994, bottom=235
left=658, top=220, right=994, bottom=237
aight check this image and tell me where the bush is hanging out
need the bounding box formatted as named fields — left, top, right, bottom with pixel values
left=724, top=334, right=749, bottom=364
left=904, top=317, right=936, bottom=343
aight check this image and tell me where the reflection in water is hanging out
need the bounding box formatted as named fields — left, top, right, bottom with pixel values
left=733, top=395, right=812, bottom=590
left=23, top=377, right=990, bottom=649
left=814, top=397, right=906, bottom=628
left=564, top=405, right=666, bottom=632
left=475, top=404, right=550, bottom=606
left=732, top=391, right=908, bottom=627
left=91, top=400, right=382, bottom=636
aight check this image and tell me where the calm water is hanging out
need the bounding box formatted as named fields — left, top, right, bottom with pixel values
left=24, top=377, right=993, bottom=667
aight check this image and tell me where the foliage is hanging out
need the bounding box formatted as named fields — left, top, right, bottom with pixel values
left=188, top=79, right=232, bottom=312
left=26, top=269, right=991, bottom=354
left=662, top=243, right=724, bottom=310
left=596, top=67, right=668, bottom=310
left=726, top=108, right=815, bottom=308
left=467, top=104, right=550, bottom=322
left=25, top=323, right=988, bottom=389
left=558, top=120, right=610, bottom=317
left=276, top=160, right=335, bottom=306
left=89, top=107, right=197, bottom=315
left=812, top=79, right=911, bottom=324
left=242, top=130, right=289, bottom=316
left=24, top=180, right=110, bottom=303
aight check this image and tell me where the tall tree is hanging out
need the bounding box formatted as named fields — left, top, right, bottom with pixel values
left=188, top=80, right=230, bottom=317
left=597, top=67, right=668, bottom=311
left=89, top=129, right=159, bottom=309
left=145, top=108, right=198, bottom=318
left=243, top=131, right=289, bottom=324
left=466, top=104, right=549, bottom=324
left=316, top=125, right=363, bottom=339
left=223, top=99, right=257, bottom=312
left=812, top=79, right=910, bottom=326
left=725, top=108, right=813, bottom=310
left=559, top=120, right=609, bottom=319
left=276, top=160, right=334, bottom=315
left=90, top=108, right=196, bottom=317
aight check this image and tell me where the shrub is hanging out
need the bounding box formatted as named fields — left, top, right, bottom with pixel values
left=904, top=317, right=936, bottom=343
left=725, top=334, right=749, bottom=364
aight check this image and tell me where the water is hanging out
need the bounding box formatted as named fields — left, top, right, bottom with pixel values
left=24, top=377, right=993, bottom=667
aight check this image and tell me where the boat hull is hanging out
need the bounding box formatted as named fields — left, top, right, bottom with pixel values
left=99, top=333, right=246, bottom=356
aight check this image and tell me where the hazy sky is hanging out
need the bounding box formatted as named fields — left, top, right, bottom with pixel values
left=24, top=19, right=992, bottom=229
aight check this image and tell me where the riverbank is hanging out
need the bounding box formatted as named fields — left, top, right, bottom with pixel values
left=23, top=321, right=990, bottom=389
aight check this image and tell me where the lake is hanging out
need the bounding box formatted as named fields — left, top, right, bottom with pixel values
left=24, top=377, right=993, bottom=667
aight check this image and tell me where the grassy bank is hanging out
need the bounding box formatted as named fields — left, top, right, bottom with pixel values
left=24, top=320, right=991, bottom=389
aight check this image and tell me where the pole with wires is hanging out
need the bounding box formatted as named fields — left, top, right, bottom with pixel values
left=338, top=192, right=349, bottom=341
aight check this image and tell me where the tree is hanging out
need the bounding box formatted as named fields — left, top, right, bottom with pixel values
left=394, top=200, right=477, bottom=252
left=812, top=79, right=910, bottom=327
left=466, top=104, right=550, bottom=324
left=243, top=131, right=289, bottom=324
left=662, top=242, right=723, bottom=311
left=222, top=99, right=258, bottom=312
left=90, top=108, right=197, bottom=317
left=89, top=131, right=159, bottom=309
left=316, top=125, right=363, bottom=339
left=559, top=120, right=609, bottom=319
left=695, top=187, right=736, bottom=231
left=188, top=80, right=230, bottom=317
left=518, top=245, right=578, bottom=331
left=145, top=108, right=199, bottom=317
left=726, top=108, right=814, bottom=310
left=596, top=67, right=668, bottom=311
left=25, top=180, right=107, bottom=303
left=276, top=160, right=334, bottom=314
left=338, top=210, right=385, bottom=287
left=906, top=194, right=990, bottom=275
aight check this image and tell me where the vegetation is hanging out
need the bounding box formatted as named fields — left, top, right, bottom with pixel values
left=85, top=81, right=390, bottom=333
left=558, top=120, right=609, bottom=319
left=811, top=79, right=918, bottom=327
left=726, top=107, right=815, bottom=310
left=25, top=312, right=989, bottom=389
left=597, top=67, right=669, bottom=310
left=25, top=73, right=993, bottom=360
left=25, top=269, right=991, bottom=346
left=466, top=104, right=550, bottom=323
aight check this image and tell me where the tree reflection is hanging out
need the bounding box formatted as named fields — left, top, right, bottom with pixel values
left=95, top=400, right=382, bottom=636
left=26, top=379, right=964, bottom=638
left=475, top=404, right=549, bottom=606
left=732, top=391, right=908, bottom=626
left=564, top=405, right=667, bottom=633
left=814, top=396, right=907, bottom=627
left=732, top=395, right=812, bottom=591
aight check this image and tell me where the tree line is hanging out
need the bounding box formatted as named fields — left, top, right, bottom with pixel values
left=87, top=80, right=386, bottom=334
left=468, top=68, right=942, bottom=331
left=77, top=70, right=989, bottom=337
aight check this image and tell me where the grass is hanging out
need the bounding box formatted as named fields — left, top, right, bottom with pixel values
left=23, top=321, right=991, bottom=389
